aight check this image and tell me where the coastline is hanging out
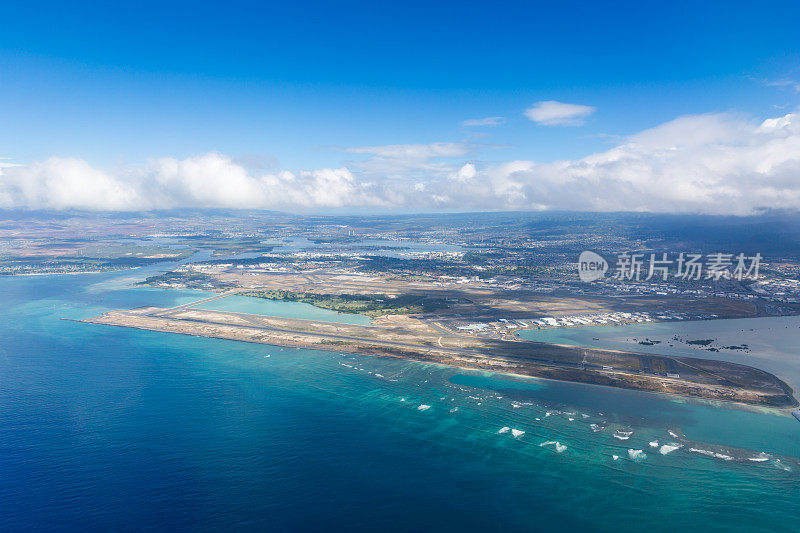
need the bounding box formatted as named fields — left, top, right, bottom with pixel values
left=72, top=308, right=799, bottom=409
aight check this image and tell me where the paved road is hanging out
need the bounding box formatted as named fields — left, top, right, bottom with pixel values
left=153, top=289, right=242, bottom=317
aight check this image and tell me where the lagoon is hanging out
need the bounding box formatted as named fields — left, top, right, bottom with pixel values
left=190, top=293, right=373, bottom=325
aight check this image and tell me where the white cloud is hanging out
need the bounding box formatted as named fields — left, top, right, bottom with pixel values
left=470, top=112, right=800, bottom=214
left=0, top=153, right=385, bottom=211
left=149, top=153, right=267, bottom=209
left=460, top=117, right=506, bottom=127
left=450, top=163, right=477, bottom=182
left=345, top=142, right=472, bottom=182
left=763, top=79, right=800, bottom=92
left=760, top=113, right=796, bottom=130
left=0, top=157, right=143, bottom=211
left=3, top=111, right=800, bottom=215
left=524, top=100, right=596, bottom=126
left=346, top=142, right=469, bottom=159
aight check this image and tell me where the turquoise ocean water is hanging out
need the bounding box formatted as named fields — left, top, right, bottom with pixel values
left=1, top=269, right=800, bottom=531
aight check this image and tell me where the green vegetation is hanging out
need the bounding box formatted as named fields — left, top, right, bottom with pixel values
left=687, top=339, right=715, bottom=346
left=139, top=269, right=235, bottom=289
left=244, top=290, right=449, bottom=317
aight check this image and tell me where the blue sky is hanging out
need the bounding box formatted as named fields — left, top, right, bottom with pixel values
left=1, top=1, right=800, bottom=213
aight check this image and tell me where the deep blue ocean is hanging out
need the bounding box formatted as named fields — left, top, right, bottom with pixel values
left=2, top=269, right=800, bottom=532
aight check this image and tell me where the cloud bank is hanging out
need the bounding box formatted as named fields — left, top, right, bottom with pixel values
left=0, top=154, right=384, bottom=211
left=2, top=112, right=799, bottom=215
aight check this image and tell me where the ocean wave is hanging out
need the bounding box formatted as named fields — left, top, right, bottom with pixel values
left=511, top=429, right=525, bottom=439
left=659, top=443, right=682, bottom=455
left=774, top=459, right=792, bottom=471
left=689, top=448, right=733, bottom=461
left=590, top=423, right=605, bottom=432
left=540, top=441, right=567, bottom=453
left=417, top=404, right=431, bottom=411
left=747, top=452, right=770, bottom=462
left=628, top=449, right=647, bottom=461
left=613, top=430, right=633, bottom=440
left=498, top=426, right=510, bottom=434
left=649, top=441, right=659, bottom=448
